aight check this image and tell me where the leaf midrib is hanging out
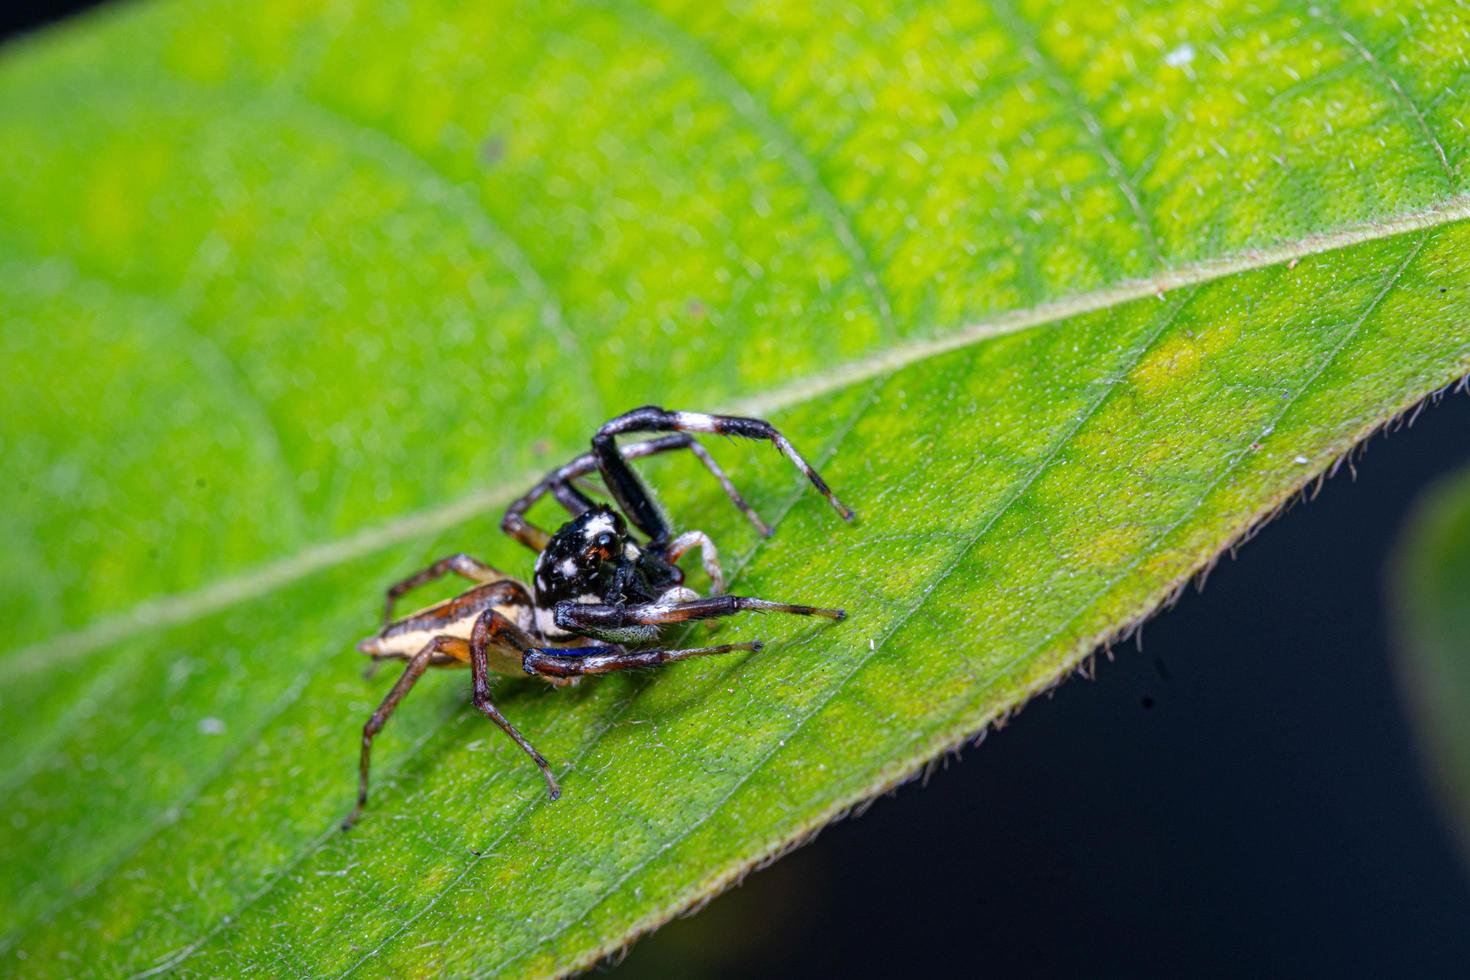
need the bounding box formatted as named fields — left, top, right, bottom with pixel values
left=179, top=224, right=1447, bottom=976
left=6, top=194, right=1468, bottom=683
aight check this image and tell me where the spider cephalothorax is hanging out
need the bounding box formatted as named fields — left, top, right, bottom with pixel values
left=532, top=506, right=679, bottom=615
left=344, top=406, right=852, bottom=829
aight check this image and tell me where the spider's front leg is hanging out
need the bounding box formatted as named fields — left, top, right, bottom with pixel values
left=501, top=434, right=768, bottom=553
left=665, top=529, right=724, bottom=594
left=591, top=406, right=853, bottom=544
left=555, top=594, right=845, bottom=641
left=522, top=641, right=764, bottom=679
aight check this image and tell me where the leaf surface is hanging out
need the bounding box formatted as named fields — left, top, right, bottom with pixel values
left=2, top=0, right=1470, bottom=975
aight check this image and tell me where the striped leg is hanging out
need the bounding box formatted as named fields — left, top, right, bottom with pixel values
left=344, top=634, right=456, bottom=830
left=469, top=609, right=561, bottom=800
left=554, top=594, right=846, bottom=639
left=522, top=641, right=763, bottom=679
left=501, top=433, right=768, bottom=553
left=382, top=553, right=506, bottom=626
left=666, top=529, right=725, bottom=594
left=591, top=406, right=853, bottom=543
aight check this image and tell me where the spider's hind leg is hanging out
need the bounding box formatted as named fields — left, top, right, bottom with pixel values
left=381, top=553, right=507, bottom=626
left=468, top=608, right=562, bottom=800
left=345, top=634, right=458, bottom=830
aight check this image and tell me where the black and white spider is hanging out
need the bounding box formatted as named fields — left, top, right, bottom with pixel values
left=344, top=407, right=851, bottom=829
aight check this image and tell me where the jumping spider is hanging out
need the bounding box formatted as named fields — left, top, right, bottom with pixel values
left=344, top=407, right=852, bottom=829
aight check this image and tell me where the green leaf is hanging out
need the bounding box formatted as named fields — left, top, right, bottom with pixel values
left=2, top=0, right=1468, bottom=974
left=1392, top=462, right=1470, bottom=866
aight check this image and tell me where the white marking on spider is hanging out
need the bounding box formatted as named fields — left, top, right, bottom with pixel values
left=535, top=605, right=566, bottom=638
left=557, top=557, right=579, bottom=578
left=661, top=587, right=699, bottom=606
left=667, top=530, right=725, bottom=594
left=582, top=513, right=616, bottom=538
left=674, top=411, right=709, bottom=430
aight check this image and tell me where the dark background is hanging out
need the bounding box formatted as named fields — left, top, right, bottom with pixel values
left=7, top=5, right=1469, bottom=976
left=613, top=392, right=1470, bottom=978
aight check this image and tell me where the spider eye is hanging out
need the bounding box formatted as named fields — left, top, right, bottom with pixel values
left=592, top=532, right=617, bottom=552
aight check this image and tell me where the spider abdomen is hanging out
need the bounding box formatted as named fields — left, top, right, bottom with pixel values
left=357, top=580, right=535, bottom=673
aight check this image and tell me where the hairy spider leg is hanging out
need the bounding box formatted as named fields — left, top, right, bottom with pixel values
left=666, top=529, right=724, bottom=594
left=591, top=406, right=853, bottom=545
left=345, top=634, right=454, bottom=831
left=501, top=433, right=767, bottom=552
left=345, top=606, right=567, bottom=830
left=469, top=608, right=562, bottom=801
left=554, top=594, right=846, bottom=639
left=523, top=641, right=764, bottom=679
left=550, top=478, right=595, bottom=518
left=381, top=552, right=509, bottom=626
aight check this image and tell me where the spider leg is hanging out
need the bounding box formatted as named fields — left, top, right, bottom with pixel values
left=469, top=609, right=561, bottom=800
left=666, top=529, right=725, bottom=594
left=523, top=641, right=763, bottom=679
left=501, top=433, right=766, bottom=552
left=591, top=406, right=852, bottom=544
left=381, top=552, right=508, bottom=626
left=344, top=634, right=457, bottom=831
left=681, top=438, right=771, bottom=536
left=550, top=479, right=596, bottom=517
left=555, top=594, right=845, bottom=636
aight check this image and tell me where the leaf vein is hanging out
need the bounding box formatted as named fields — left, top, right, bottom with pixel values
left=0, top=246, right=310, bottom=573
left=611, top=0, right=899, bottom=338
left=245, top=83, right=596, bottom=410
left=1311, top=2, right=1457, bottom=186
left=987, top=0, right=1162, bottom=265
left=921, top=231, right=1433, bottom=773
